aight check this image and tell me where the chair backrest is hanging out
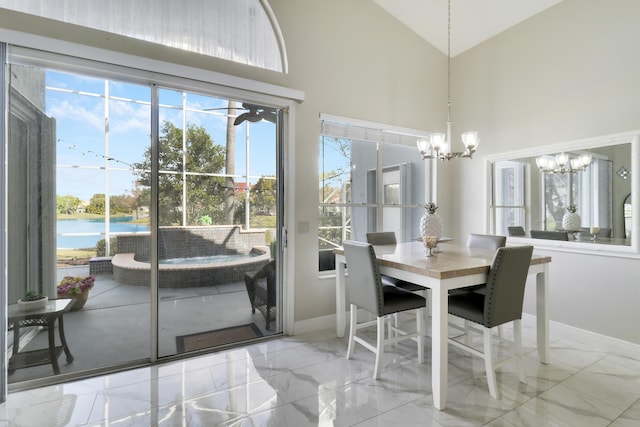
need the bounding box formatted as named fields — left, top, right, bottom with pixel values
left=508, top=226, right=526, bottom=236
left=467, top=233, right=507, bottom=251
left=366, top=231, right=397, bottom=245
left=530, top=230, right=569, bottom=241
left=343, top=240, right=384, bottom=316
left=484, top=245, right=534, bottom=328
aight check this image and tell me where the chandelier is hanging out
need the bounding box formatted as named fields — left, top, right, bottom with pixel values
left=417, top=0, right=479, bottom=161
left=536, top=152, right=592, bottom=174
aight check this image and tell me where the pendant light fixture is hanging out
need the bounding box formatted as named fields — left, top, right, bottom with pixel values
left=417, top=0, right=479, bottom=160
left=536, top=152, right=592, bottom=174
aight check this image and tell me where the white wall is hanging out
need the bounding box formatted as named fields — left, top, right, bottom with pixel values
left=268, top=0, right=446, bottom=324
left=450, top=0, right=640, bottom=344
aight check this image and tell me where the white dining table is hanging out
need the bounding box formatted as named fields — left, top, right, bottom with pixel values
left=334, top=241, right=552, bottom=411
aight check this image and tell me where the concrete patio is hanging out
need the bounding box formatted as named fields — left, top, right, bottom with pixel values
left=8, top=266, right=280, bottom=385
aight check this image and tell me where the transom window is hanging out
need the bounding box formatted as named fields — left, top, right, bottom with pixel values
left=0, top=0, right=287, bottom=72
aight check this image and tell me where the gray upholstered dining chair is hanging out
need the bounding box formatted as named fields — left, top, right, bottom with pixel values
left=467, top=233, right=507, bottom=251
left=447, top=245, right=534, bottom=399
left=508, top=226, right=526, bottom=236
left=530, top=230, right=569, bottom=241
left=366, top=232, right=426, bottom=293
left=453, top=233, right=507, bottom=294
left=343, top=240, right=426, bottom=379
left=455, top=233, right=508, bottom=336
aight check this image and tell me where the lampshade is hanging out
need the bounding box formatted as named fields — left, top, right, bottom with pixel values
left=430, top=133, right=446, bottom=151
left=555, top=153, right=569, bottom=167
left=579, top=154, right=592, bottom=166
left=461, top=131, right=479, bottom=150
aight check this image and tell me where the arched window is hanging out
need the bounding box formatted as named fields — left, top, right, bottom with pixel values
left=0, top=0, right=287, bottom=72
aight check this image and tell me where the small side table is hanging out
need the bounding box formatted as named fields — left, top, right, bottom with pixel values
left=7, top=298, right=75, bottom=375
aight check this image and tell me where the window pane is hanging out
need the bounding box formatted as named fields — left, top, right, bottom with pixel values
left=495, top=207, right=526, bottom=236
left=319, top=136, right=352, bottom=205
left=319, top=130, right=427, bottom=270
left=494, top=161, right=524, bottom=206
left=543, top=173, right=571, bottom=230
left=493, top=160, right=526, bottom=234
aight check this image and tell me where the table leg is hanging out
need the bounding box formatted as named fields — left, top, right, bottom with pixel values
left=336, top=259, right=346, bottom=337
left=536, top=265, right=550, bottom=364
left=9, top=324, right=20, bottom=374
left=48, top=319, right=60, bottom=375
left=12, top=324, right=20, bottom=357
left=58, top=315, right=74, bottom=363
left=431, top=285, right=448, bottom=410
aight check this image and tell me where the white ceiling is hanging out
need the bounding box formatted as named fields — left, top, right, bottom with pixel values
left=374, top=0, right=563, bottom=56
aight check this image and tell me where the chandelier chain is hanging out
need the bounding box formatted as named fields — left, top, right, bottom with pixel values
left=447, top=0, right=451, bottom=124
left=415, top=0, right=479, bottom=161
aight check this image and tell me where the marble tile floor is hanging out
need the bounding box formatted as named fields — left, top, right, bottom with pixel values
left=2, top=315, right=640, bottom=426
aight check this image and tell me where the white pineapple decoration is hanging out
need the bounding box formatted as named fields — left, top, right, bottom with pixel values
left=562, top=205, right=581, bottom=231
left=420, top=202, right=443, bottom=241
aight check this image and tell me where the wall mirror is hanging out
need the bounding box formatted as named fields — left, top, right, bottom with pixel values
left=486, top=131, right=639, bottom=255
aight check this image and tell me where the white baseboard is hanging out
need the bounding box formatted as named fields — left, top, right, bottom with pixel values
left=292, top=311, right=640, bottom=350
left=546, top=316, right=640, bottom=350
left=293, top=313, right=340, bottom=335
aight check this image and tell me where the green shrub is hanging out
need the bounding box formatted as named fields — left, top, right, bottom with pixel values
left=96, top=237, right=118, bottom=256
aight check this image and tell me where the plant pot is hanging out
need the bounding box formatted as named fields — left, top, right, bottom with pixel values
left=17, top=296, right=49, bottom=312
left=70, top=289, right=89, bottom=311
left=58, top=289, right=90, bottom=311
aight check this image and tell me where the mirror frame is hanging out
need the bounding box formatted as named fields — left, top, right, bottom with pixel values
left=484, top=130, right=640, bottom=257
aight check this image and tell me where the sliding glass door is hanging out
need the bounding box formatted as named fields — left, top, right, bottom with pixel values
left=5, top=50, right=283, bottom=387
left=154, top=88, right=282, bottom=358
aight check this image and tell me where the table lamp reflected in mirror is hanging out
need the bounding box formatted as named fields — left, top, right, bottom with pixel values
left=424, top=235, right=438, bottom=257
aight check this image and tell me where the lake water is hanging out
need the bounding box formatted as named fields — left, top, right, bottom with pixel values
left=57, top=217, right=149, bottom=249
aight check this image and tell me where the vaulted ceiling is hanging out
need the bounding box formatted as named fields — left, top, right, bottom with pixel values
left=374, top=0, right=563, bottom=56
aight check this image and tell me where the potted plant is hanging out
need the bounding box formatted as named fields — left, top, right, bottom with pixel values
left=57, top=275, right=96, bottom=311
left=18, top=290, right=49, bottom=312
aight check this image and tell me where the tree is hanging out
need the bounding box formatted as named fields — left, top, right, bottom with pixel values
left=110, top=194, right=137, bottom=214
left=224, top=100, right=237, bottom=224
left=133, top=121, right=226, bottom=225
left=251, top=176, right=277, bottom=215
left=57, top=195, right=81, bottom=214
left=318, top=136, right=352, bottom=248
left=85, top=194, right=106, bottom=215
left=130, top=181, right=150, bottom=219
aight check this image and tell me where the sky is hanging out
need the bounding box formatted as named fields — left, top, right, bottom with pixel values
left=47, top=70, right=277, bottom=201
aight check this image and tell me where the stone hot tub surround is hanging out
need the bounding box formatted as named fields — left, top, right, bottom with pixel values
left=112, top=226, right=271, bottom=288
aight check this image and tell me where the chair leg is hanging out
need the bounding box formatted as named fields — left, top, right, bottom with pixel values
left=514, top=319, right=527, bottom=384
left=373, top=316, right=386, bottom=379
left=390, top=314, right=399, bottom=339
left=464, top=320, right=473, bottom=347
left=483, top=327, right=500, bottom=399
left=346, top=304, right=358, bottom=359
left=496, top=325, right=504, bottom=340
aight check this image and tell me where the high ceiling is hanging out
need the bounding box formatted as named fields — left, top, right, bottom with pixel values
left=374, top=0, right=563, bottom=56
